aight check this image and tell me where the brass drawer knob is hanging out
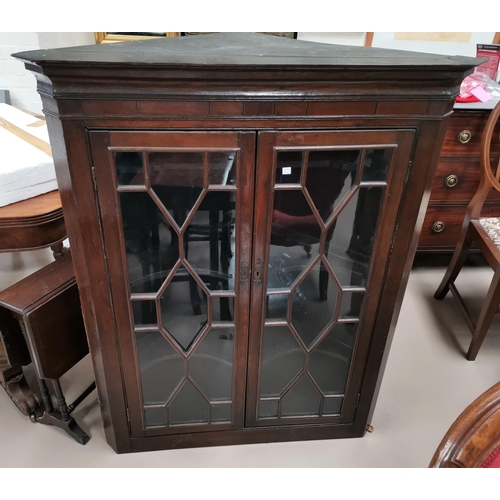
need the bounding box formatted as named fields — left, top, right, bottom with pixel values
left=445, top=174, right=458, bottom=188
left=458, top=130, right=472, bottom=144
left=432, top=221, right=445, bottom=234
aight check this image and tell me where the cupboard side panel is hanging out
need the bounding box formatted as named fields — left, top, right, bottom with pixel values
left=44, top=113, right=131, bottom=453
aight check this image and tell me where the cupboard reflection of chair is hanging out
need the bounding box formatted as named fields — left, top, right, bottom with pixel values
left=435, top=101, right=500, bottom=360
left=118, top=152, right=235, bottom=322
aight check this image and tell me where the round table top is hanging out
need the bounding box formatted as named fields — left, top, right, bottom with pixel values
left=0, top=191, right=62, bottom=222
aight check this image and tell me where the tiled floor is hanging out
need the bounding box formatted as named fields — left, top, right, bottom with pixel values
left=1, top=249, right=499, bottom=467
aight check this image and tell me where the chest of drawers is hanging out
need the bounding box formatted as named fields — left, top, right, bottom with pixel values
left=418, top=106, right=500, bottom=252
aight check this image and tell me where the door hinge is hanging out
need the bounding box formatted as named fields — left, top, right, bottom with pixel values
left=356, top=393, right=361, bottom=408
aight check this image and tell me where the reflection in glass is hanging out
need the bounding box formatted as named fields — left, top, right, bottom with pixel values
left=136, top=330, right=184, bottom=405
left=326, top=186, right=385, bottom=288
left=281, top=376, right=321, bottom=417
left=362, top=149, right=392, bottom=183
left=306, top=150, right=360, bottom=222
left=115, top=152, right=144, bottom=186
left=259, top=147, right=388, bottom=421
left=189, top=328, right=234, bottom=400
left=144, top=407, right=166, bottom=427
left=260, top=325, right=305, bottom=398
left=308, top=323, right=356, bottom=395
left=266, top=294, right=288, bottom=320
left=168, top=382, right=209, bottom=426
left=322, top=398, right=343, bottom=416
left=160, top=266, right=208, bottom=352
left=291, top=263, right=338, bottom=348
left=259, top=400, right=279, bottom=419
left=339, top=291, right=364, bottom=320
left=120, top=192, right=179, bottom=293
left=132, top=300, right=157, bottom=327
left=275, top=151, right=303, bottom=185
left=150, top=152, right=204, bottom=227
left=268, top=190, right=320, bottom=290
left=118, top=148, right=239, bottom=429
left=209, top=152, right=236, bottom=186
left=211, top=404, right=232, bottom=423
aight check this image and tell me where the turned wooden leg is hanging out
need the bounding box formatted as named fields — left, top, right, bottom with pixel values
left=50, top=241, right=64, bottom=260
left=435, top=226, right=473, bottom=300
left=466, top=266, right=500, bottom=361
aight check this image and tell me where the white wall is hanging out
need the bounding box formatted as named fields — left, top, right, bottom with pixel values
left=298, top=32, right=366, bottom=46
left=0, top=32, right=95, bottom=114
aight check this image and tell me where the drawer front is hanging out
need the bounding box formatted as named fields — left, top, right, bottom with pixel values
left=441, top=115, right=500, bottom=156
left=419, top=205, right=500, bottom=249
left=430, top=157, right=500, bottom=203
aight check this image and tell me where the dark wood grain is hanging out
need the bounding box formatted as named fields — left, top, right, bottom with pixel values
left=0, top=191, right=66, bottom=253
left=430, top=381, right=500, bottom=467
left=419, top=108, right=500, bottom=252
left=14, top=33, right=478, bottom=453
left=434, top=101, right=500, bottom=360
left=13, top=33, right=479, bottom=68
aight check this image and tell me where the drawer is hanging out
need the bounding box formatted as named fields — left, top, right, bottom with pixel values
left=441, top=115, right=500, bottom=156
left=419, top=204, right=500, bottom=249
left=430, top=157, right=500, bottom=203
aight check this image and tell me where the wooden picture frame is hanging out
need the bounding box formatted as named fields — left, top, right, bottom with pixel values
left=94, top=32, right=179, bottom=44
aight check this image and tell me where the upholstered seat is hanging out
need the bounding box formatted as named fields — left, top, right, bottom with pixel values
left=479, top=217, right=500, bottom=248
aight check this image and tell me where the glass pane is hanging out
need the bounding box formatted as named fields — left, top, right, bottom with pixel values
left=160, top=266, right=208, bottom=352
left=168, top=382, right=209, bottom=426
left=132, top=300, right=157, bottom=327
left=211, top=403, right=232, bottom=423
left=259, top=400, right=278, bottom=419
left=275, top=151, right=303, bottom=185
left=189, top=328, right=234, bottom=401
left=308, top=323, right=357, bottom=396
left=209, top=152, right=236, bottom=186
left=266, top=293, right=288, bottom=320
left=291, top=262, right=339, bottom=348
left=362, top=149, right=392, bottom=183
left=120, top=192, right=179, bottom=293
left=281, top=376, right=321, bottom=417
left=136, top=331, right=184, bottom=405
left=115, top=151, right=144, bottom=186
left=184, top=193, right=236, bottom=293
left=260, top=325, right=305, bottom=397
left=150, top=152, right=205, bottom=228
left=306, top=150, right=360, bottom=222
left=339, top=291, right=364, bottom=320
left=212, top=297, right=234, bottom=323
left=268, top=190, right=320, bottom=290
left=325, top=186, right=385, bottom=288
left=322, top=397, right=343, bottom=416
left=144, top=407, right=166, bottom=427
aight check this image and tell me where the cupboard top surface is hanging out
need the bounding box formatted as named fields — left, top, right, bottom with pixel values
left=13, top=32, right=479, bottom=71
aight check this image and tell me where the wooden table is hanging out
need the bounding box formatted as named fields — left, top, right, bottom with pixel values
left=0, top=190, right=66, bottom=258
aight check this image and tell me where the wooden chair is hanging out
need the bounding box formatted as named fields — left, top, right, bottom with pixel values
left=435, top=101, right=500, bottom=360
left=430, top=382, right=500, bottom=467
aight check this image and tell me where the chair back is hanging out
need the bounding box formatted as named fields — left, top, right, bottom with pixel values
left=481, top=100, right=500, bottom=191
left=466, top=101, right=500, bottom=220
left=430, top=382, right=500, bottom=468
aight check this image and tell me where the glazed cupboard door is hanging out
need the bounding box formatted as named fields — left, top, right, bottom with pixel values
left=246, top=129, right=415, bottom=427
left=89, top=131, right=255, bottom=437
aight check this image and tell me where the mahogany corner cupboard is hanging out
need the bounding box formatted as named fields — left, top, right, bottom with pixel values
left=14, top=33, right=478, bottom=453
